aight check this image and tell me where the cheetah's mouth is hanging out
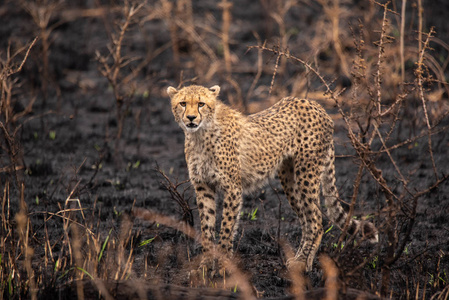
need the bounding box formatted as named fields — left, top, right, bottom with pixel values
left=186, top=123, right=198, bottom=128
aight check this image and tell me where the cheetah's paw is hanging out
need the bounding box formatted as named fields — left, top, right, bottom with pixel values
left=286, top=258, right=307, bottom=273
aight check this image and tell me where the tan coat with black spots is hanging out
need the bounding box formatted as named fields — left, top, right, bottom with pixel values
left=167, top=85, right=377, bottom=274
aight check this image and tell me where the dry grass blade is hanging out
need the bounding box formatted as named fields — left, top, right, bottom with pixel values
left=280, top=240, right=306, bottom=300
left=221, top=257, right=255, bottom=300
left=320, top=255, right=338, bottom=300
left=133, top=207, right=198, bottom=241
left=16, top=183, right=36, bottom=300
left=1, top=0, right=448, bottom=298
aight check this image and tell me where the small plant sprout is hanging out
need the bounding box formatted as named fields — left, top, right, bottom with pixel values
left=126, top=160, right=141, bottom=172
left=404, top=243, right=411, bottom=255
left=98, top=228, right=113, bottom=262
left=49, top=130, right=56, bottom=140
left=113, top=206, right=122, bottom=216
left=54, top=259, right=59, bottom=272
left=369, top=256, right=379, bottom=269
left=325, top=225, right=334, bottom=234
left=132, top=160, right=140, bottom=169
left=139, top=237, right=156, bottom=247
left=364, top=214, right=375, bottom=220
left=92, top=163, right=103, bottom=170
left=76, top=267, right=94, bottom=280
left=249, top=207, right=258, bottom=221
left=333, top=242, right=345, bottom=250
left=59, top=267, right=93, bottom=280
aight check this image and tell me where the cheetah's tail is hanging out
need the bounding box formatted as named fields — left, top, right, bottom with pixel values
left=321, top=145, right=378, bottom=243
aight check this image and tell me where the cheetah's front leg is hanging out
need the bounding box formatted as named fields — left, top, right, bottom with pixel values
left=217, top=182, right=243, bottom=275
left=192, top=182, right=217, bottom=271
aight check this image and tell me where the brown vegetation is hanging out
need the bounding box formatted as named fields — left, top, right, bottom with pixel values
left=1, top=0, right=448, bottom=299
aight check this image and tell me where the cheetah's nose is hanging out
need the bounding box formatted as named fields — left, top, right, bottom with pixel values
left=187, top=115, right=197, bottom=122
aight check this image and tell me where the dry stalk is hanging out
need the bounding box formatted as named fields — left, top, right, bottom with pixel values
left=70, top=223, right=85, bottom=299
left=388, top=174, right=449, bottom=271
left=172, top=0, right=221, bottom=79
left=268, top=0, right=296, bottom=75
left=225, top=77, right=244, bottom=111
left=317, top=0, right=349, bottom=77
left=430, top=284, right=449, bottom=300
left=0, top=37, right=37, bottom=186
left=268, top=45, right=282, bottom=98
left=245, top=34, right=264, bottom=104
left=96, top=1, right=145, bottom=159
left=21, top=1, right=61, bottom=103
left=218, top=0, right=245, bottom=110
left=219, top=0, right=232, bottom=76
left=15, top=183, right=37, bottom=300
left=221, top=257, right=255, bottom=300
left=336, top=164, right=363, bottom=248
left=373, top=0, right=394, bottom=115
left=133, top=207, right=198, bottom=241
left=251, top=3, right=448, bottom=295
left=372, top=123, right=449, bottom=154
left=173, top=19, right=218, bottom=63
left=161, top=0, right=180, bottom=67
left=177, top=0, right=194, bottom=34
left=416, top=27, right=438, bottom=180
left=115, top=216, right=134, bottom=280
left=400, top=0, right=406, bottom=81
left=320, top=255, right=338, bottom=300
left=155, top=166, right=193, bottom=226
left=373, top=123, right=406, bottom=185
left=281, top=240, right=305, bottom=300
left=0, top=39, right=37, bottom=295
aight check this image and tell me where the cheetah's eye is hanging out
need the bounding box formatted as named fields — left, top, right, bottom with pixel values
left=179, top=102, right=186, bottom=107
left=198, top=102, right=205, bottom=107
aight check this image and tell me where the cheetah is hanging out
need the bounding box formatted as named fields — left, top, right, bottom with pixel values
left=167, top=84, right=377, bottom=273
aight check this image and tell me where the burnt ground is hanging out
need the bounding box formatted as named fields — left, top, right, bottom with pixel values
left=1, top=1, right=449, bottom=299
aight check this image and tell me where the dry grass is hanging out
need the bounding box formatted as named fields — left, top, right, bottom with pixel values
left=247, top=2, right=448, bottom=296
left=1, top=0, right=448, bottom=299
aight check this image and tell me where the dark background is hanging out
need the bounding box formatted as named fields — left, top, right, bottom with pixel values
left=1, top=0, right=448, bottom=298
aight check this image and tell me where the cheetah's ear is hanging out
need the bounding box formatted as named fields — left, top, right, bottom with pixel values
left=167, top=86, right=178, bottom=98
left=209, top=85, right=220, bottom=97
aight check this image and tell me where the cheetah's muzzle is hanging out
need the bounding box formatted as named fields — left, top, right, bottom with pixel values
left=186, top=123, right=198, bottom=128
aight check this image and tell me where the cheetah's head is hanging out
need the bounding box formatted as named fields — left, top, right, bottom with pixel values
left=166, top=85, right=220, bottom=133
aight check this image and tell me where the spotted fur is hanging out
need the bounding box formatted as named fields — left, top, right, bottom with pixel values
left=167, top=85, right=377, bottom=272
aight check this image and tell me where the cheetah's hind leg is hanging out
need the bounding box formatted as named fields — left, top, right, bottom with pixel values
left=278, top=157, right=324, bottom=272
